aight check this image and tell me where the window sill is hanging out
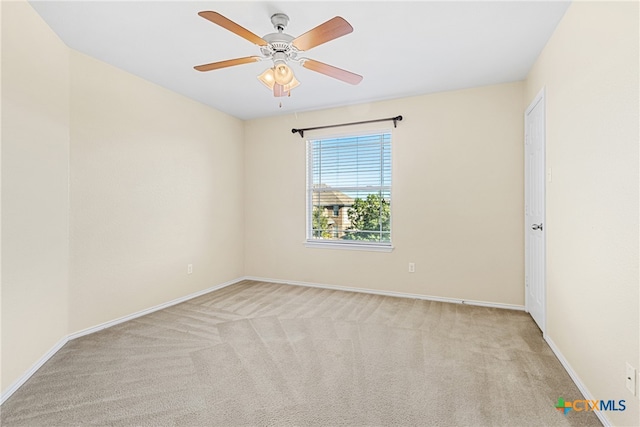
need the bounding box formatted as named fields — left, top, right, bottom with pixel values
left=304, top=241, right=394, bottom=253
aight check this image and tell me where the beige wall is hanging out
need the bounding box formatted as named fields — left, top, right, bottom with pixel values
left=0, top=0, right=3, bottom=393
left=69, top=51, right=244, bottom=333
left=1, top=0, right=245, bottom=393
left=244, top=82, right=525, bottom=306
left=1, top=1, right=70, bottom=391
left=525, top=1, right=639, bottom=425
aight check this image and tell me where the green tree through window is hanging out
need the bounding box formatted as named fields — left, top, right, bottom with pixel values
left=312, top=206, right=332, bottom=239
left=344, top=194, right=390, bottom=242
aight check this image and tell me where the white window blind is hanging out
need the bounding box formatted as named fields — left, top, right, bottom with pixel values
left=307, top=132, right=392, bottom=246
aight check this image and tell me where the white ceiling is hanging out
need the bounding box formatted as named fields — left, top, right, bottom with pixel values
left=29, top=1, right=571, bottom=120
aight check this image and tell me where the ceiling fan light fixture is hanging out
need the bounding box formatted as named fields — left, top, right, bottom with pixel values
left=258, top=68, right=300, bottom=96
left=273, top=60, right=295, bottom=85
left=257, top=68, right=276, bottom=89
left=282, top=75, right=300, bottom=92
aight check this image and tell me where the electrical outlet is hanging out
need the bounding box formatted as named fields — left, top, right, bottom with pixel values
left=187, top=264, right=193, bottom=275
left=626, top=363, right=636, bottom=395
left=408, top=262, right=415, bottom=273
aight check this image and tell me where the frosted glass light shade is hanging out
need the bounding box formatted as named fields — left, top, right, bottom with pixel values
left=257, top=68, right=276, bottom=89
left=258, top=68, right=300, bottom=96
left=282, top=75, right=300, bottom=92
left=274, top=62, right=294, bottom=85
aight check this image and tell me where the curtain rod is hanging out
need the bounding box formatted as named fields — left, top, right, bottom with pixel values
left=291, top=115, right=403, bottom=138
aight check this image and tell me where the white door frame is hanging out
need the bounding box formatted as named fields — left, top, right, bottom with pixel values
left=524, top=87, right=546, bottom=333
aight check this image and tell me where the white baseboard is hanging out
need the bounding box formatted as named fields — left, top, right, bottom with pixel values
left=68, top=277, right=243, bottom=340
left=1, top=277, right=244, bottom=405
left=243, top=276, right=526, bottom=311
left=1, top=337, right=68, bottom=405
left=544, top=335, right=611, bottom=427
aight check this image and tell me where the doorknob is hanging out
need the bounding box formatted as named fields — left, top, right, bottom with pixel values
left=531, top=223, right=543, bottom=231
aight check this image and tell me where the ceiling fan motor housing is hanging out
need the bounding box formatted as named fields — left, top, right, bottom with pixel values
left=261, top=32, right=297, bottom=62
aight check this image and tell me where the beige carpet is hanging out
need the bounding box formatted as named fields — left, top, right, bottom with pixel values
left=1, top=280, right=600, bottom=426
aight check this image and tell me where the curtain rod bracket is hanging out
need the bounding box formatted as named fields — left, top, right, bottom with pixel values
left=291, top=115, right=403, bottom=138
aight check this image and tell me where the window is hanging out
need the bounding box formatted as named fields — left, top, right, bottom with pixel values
left=307, top=132, right=392, bottom=250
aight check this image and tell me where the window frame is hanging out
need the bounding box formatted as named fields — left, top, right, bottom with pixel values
left=304, top=129, right=394, bottom=252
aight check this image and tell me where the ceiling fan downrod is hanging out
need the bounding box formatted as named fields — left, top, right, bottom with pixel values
left=270, top=13, right=289, bottom=32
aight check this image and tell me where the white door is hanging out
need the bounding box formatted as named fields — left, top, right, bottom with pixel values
left=525, top=89, right=546, bottom=333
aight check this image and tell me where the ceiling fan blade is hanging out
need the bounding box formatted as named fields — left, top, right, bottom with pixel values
left=302, top=59, right=363, bottom=85
left=194, top=56, right=261, bottom=72
left=273, top=83, right=288, bottom=97
left=198, top=11, right=267, bottom=46
left=292, top=16, right=353, bottom=51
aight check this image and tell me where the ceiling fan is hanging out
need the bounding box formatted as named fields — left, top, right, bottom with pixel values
left=194, top=11, right=363, bottom=97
